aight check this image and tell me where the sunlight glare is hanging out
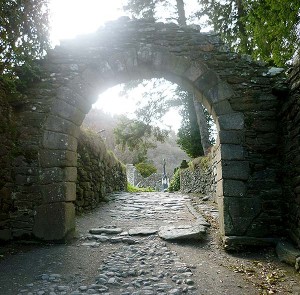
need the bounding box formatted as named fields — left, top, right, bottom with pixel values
left=49, top=0, right=125, bottom=44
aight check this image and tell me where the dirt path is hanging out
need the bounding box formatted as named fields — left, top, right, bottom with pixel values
left=0, top=192, right=299, bottom=295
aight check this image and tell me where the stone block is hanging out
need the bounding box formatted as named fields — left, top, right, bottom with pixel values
left=215, top=144, right=245, bottom=161
left=40, top=167, right=77, bottom=185
left=223, top=180, right=247, bottom=197
left=217, top=179, right=247, bottom=197
left=39, top=149, right=77, bottom=167
left=0, top=229, right=12, bottom=241
left=217, top=130, right=245, bottom=144
left=42, top=182, right=76, bottom=203
left=45, top=115, right=80, bottom=138
left=50, top=99, right=85, bottom=125
left=57, top=86, right=91, bottom=113
left=217, top=113, right=244, bottom=130
left=183, top=62, right=207, bottom=81
left=194, top=70, right=219, bottom=95
left=67, top=76, right=101, bottom=102
left=217, top=197, right=226, bottom=235
left=165, top=54, right=191, bottom=76
left=207, top=82, right=235, bottom=104
left=211, top=99, right=233, bottom=117
left=33, top=202, right=75, bottom=241
left=223, top=196, right=262, bottom=235
left=217, top=160, right=250, bottom=181
left=222, top=236, right=278, bottom=251
left=43, top=131, right=77, bottom=151
left=137, top=45, right=154, bottom=64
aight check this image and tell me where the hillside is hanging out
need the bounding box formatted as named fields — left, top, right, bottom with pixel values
left=83, top=108, right=189, bottom=176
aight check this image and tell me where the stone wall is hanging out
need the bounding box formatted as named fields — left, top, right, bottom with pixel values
left=0, top=86, right=15, bottom=241
left=76, top=129, right=127, bottom=214
left=180, top=156, right=216, bottom=196
left=281, top=58, right=300, bottom=247
left=1, top=18, right=292, bottom=242
left=137, top=173, right=164, bottom=191
left=126, top=164, right=164, bottom=191
left=126, top=164, right=139, bottom=187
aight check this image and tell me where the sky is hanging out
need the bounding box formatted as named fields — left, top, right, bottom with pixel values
left=48, top=0, right=200, bottom=132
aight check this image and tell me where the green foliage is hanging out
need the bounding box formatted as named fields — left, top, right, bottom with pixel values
left=168, top=168, right=180, bottom=192
left=124, top=0, right=300, bottom=66
left=244, top=0, right=300, bottom=66
left=135, top=162, right=157, bottom=178
left=176, top=91, right=204, bottom=158
left=114, top=115, right=169, bottom=163
left=188, top=156, right=210, bottom=171
left=179, top=159, right=189, bottom=169
left=118, top=79, right=212, bottom=161
left=0, top=0, right=50, bottom=75
left=196, top=0, right=300, bottom=66
left=127, top=183, right=155, bottom=192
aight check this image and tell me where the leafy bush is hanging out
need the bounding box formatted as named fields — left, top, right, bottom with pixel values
left=135, top=162, right=157, bottom=178
left=180, top=160, right=189, bottom=169
left=127, top=183, right=155, bottom=192
left=189, top=156, right=210, bottom=171
left=168, top=168, right=180, bottom=192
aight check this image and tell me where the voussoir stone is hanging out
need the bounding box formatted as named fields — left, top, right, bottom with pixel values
left=158, top=224, right=207, bottom=241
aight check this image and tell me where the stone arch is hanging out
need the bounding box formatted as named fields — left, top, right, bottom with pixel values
left=17, top=18, right=282, bottom=246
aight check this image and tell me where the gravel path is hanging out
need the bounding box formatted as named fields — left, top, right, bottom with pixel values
left=0, top=192, right=299, bottom=295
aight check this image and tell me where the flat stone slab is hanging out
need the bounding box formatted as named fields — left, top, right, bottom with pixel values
left=128, top=227, right=158, bottom=236
left=158, top=224, right=207, bottom=241
left=89, top=227, right=123, bottom=235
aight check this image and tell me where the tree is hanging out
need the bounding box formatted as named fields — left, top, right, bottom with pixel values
left=123, top=0, right=162, bottom=19
left=123, top=0, right=187, bottom=25
left=0, top=0, right=50, bottom=76
left=192, top=95, right=211, bottom=154
left=113, top=115, right=169, bottom=163
left=176, top=91, right=204, bottom=158
left=196, top=0, right=300, bottom=66
left=135, top=162, right=157, bottom=177
left=123, top=1, right=213, bottom=156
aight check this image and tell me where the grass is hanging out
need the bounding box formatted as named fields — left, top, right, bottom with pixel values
left=127, top=183, right=155, bottom=193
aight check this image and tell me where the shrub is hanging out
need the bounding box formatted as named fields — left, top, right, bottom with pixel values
left=127, top=183, right=155, bottom=192
left=168, top=168, right=180, bottom=192
left=135, top=162, right=157, bottom=178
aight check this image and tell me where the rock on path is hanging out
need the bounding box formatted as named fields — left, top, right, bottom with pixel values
left=158, top=224, right=207, bottom=241
left=0, top=192, right=265, bottom=295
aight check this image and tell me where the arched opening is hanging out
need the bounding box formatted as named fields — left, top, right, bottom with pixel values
left=33, top=41, right=244, bottom=242
left=7, top=19, right=282, bottom=248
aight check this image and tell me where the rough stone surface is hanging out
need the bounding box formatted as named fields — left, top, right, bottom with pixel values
left=1, top=192, right=300, bottom=295
left=280, top=56, right=300, bottom=248
left=180, top=156, right=214, bottom=195
left=128, top=227, right=158, bottom=235
left=76, top=129, right=127, bottom=214
left=276, top=241, right=300, bottom=267
left=0, top=18, right=296, bottom=243
left=159, top=224, right=207, bottom=240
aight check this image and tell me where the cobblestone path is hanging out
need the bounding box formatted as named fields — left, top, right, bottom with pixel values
left=1, top=192, right=298, bottom=295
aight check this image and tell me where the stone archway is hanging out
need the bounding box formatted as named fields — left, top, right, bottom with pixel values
left=15, top=18, right=283, bottom=246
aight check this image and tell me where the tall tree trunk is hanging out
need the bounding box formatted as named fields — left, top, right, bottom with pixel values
left=176, top=0, right=187, bottom=26
left=192, top=95, right=212, bottom=155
